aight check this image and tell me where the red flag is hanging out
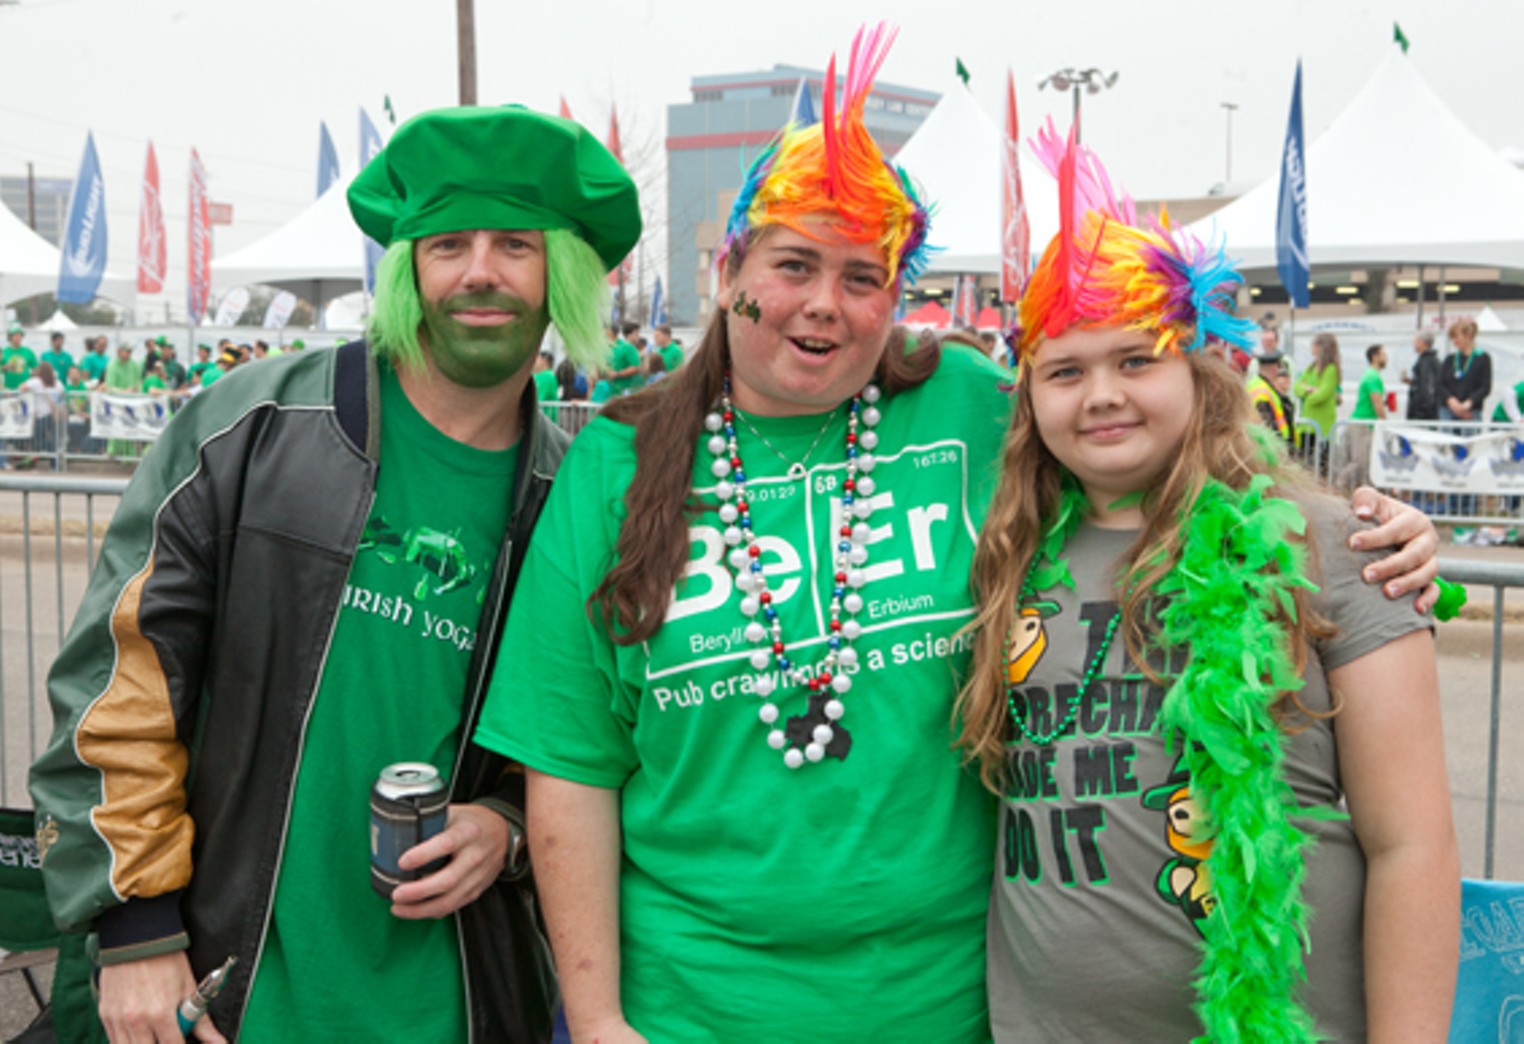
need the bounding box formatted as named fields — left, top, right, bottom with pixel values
left=137, top=142, right=166, bottom=294
left=559, top=96, right=574, bottom=121
left=605, top=105, right=633, bottom=287
left=1000, top=69, right=1031, bottom=303
left=187, top=149, right=211, bottom=324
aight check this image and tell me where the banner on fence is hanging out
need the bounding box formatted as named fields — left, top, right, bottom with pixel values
left=1370, top=424, right=1524, bottom=493
left=0, top=395, right=35, bottom=440
left=91, top=392, right=169, bottom=442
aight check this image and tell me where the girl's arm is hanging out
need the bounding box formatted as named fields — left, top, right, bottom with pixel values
left=527, top=770, right=647, bottom=1044
left=1331, top=629, right=1460, bottom=1042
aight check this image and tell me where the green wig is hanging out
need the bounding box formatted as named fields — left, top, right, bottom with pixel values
left=366, top=228, right=612, bottom=373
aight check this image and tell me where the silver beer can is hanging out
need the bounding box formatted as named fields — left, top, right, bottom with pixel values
left=370, top=762, right=448, bottom=898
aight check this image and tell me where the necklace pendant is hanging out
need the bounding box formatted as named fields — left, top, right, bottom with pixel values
left=786, top=461, right=808, bottom=481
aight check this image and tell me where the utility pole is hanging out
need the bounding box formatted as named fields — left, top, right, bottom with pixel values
left=456, top=0, right=477, bottom=106
left=1221, top=102, right=1239, bottom=184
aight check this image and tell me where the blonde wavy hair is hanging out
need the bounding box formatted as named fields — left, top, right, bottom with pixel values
left=954, top=347, right=1330, bottom=793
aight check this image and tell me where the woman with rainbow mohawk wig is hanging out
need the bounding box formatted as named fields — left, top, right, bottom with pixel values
left=958, top=123, right=1459, bottom=1041
left=474, top=23, right=1016, bottom=1041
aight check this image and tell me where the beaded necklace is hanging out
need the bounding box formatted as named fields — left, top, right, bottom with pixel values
left=704, top=374, right=882, bottom=769
left=1003, top=481, right=1121, bottom=745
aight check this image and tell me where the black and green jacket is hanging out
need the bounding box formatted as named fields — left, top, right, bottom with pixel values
left=30, top=342, right=561, bottom=1042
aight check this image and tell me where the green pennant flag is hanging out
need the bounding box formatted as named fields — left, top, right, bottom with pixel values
left=955, top=58, right=971, bottom=86
left=1393, top=22, right=1410, bottom=53
left=383, top=94, right=397, bottom=125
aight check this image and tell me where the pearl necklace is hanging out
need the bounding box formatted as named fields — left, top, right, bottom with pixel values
left=703, top=376, right=882, bottom=769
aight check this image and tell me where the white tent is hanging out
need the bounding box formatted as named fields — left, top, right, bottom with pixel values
left=892, top=81, right=1057, bottom=276
left=1188, top=50, right=1524, bottom=271
left=211, top=177, right=366, bottom=312
left=0, top=198, right=131, bottom=307
left=38, top=308, right=78, bottom=331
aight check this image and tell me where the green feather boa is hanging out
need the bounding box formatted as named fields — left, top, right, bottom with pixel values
left=1031, top=473, right=1327, bottom=1041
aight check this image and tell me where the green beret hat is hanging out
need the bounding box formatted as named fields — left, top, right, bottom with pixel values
left=348, top=105, right=641, bottom=273
left=154, top=335, right=169, bottom=346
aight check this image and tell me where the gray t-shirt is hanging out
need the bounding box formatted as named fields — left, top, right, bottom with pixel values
left=988, top=497, right=1431, bottom=1042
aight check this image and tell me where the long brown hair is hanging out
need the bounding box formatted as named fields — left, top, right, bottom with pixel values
left=592, top=271, right=942, bottom=645
left=955, top=350, right=1331, bottom=793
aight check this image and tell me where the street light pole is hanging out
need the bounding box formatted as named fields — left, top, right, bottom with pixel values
left=456, top=0, right=477, bottom=106
left=1221, top=102, right=1239, bottom=183
left=1037, top=67, right=1120, bottom=144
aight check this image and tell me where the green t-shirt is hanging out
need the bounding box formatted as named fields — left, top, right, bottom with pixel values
left=1492, top=381, right=1524, bottom=424
left=199, top=365, right=225, bottom=388
left=476, top=345, right=1011, bottom=1040
left=41, top=350, right=74, bottom=379
left=1351, top=366, right=1385, bottom=420
left=609, top=338, right=641, bottom=396
left=241, top=363, right=518, bottom=1041
left=80, top=353, right=107, bottom=383
left=659, top=342, right=683, bottom=373
left=3, top=345, right=37, bottom=389
left=142, top=375, right=166, bottom=393
left=533, top=368, right=559, bottom=403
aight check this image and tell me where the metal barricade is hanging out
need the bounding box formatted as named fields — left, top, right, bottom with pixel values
left=0, top=475, right=126, bottom=806
left=1439, top=557, right=1524, bottom=879
left=541, top=400, right=602, bottom=437
left=1320, top=418, right=1524, bottom=527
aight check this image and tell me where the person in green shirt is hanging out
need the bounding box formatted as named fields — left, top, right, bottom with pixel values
left=3, top=324, right=38, bottom=390
left=1351, top=343, right=1389, bottom=421
left=1294, top=331, right=1341, bottom=475
left=1341, top=343, right=1388, bottom=490
left=652, top=322, right=683, bottom=372
left=78, top=336, right=108, bottom=385
left=186, top=344, right=216, bottom=386
left=157, top=344, right=187, bottom=390
left=1492, top=379, right=1524, bottom=424
left=41, top=331, right=75, bottom=380
left=30, top=103, right=639, bottom=1044
left=102, top=343, right=142, bottom=392
left=532, top=350, right=559, bottom=404
left=607, top=321, right=642, bottom=395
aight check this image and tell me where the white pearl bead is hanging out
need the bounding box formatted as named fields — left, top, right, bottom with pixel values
left=716, top=480, right=734, bottom=500
left=707, top=435, right=727, bottom=455
left=855, top=476, right=876, bottom=497
left=832, top=673, right=852, bottom=693
left=856, top=453, right=875, bottom=473
left=719, top=503, right=739, bottom=523
left=750, top=649, right=771, bottom=671
left=784, top=748, right=805, bottom=769
left=705, top=412, right=723, bottom=432
left=859, top=431, right=879, bottom=450
left=847, top=569, right=867, bottom=589
left=862, top=384, right=881, bottom=404
left=754, top=675, right=775, bottom=697
left=852, top=500, right=874, bottom=520
left=837, top=648, right=858, bottom=669
left=843, top=593, right=863, bottom=614
left=744, top=621, right=766, bottom=643
left=740, top=596, right=760, bottom=616
left=863, top=406, right=881, bottom=427
left=812, top=724, right=834, bottom=745
left=723, top=526, right=743, bottom=547
left=711, top=458, right=732, bottom=478
left=851, top=523, right=872, bottom=543
left=768, top=729, right=787, bottom=749
left=847, top=546, right=869, bottom=565
left=824, top=699, right=845, bottom=720
left=759, top=703, right=779, bottom=724
left=729, top=547, right=750, bottom=570
left=805, top=743, right=825, bottom=763
left=842, top=621, right=862, bottom=640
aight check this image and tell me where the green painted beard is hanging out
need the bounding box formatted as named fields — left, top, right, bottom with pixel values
left=419, top=291, right=549, bottom=389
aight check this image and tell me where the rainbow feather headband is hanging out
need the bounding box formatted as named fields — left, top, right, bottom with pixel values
left=1015, top=118, right=1255, bottom=362
left=717, top=22, right=932, bottom=288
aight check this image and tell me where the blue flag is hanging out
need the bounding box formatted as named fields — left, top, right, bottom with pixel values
left=791, top=76, right=817, bottom=127
left=650, top=276, right=667, bottom=327
left=1275, top=61, right=1310, bottom=310
left=57, top=132, right=108, bottom=304
left=317, top=121, right=341, bottom=198
left=359, top=108, right=386, bottom=292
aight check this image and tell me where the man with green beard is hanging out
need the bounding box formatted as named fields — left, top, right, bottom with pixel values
left=31, top=106, right=639, bottom=1043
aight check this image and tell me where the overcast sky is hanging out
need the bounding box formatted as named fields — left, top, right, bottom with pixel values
left=2, top=0, right=1520, bottom=316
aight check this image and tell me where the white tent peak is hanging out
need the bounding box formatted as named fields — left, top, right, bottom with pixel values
left=0, top=198, right=131, bottom=307
left=892, top=79, right=1057, bottom=276
left=211, top=176, right=366, bottom=310
left=1188, top=49, right=1524, bottom=271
